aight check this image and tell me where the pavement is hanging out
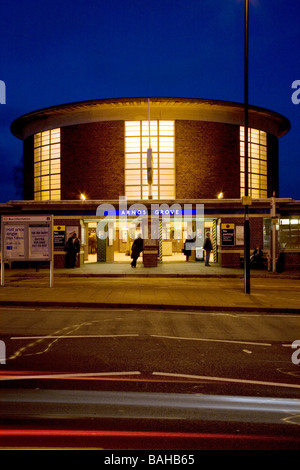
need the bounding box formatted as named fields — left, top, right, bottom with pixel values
left=0, top=261, right=299, bottom=312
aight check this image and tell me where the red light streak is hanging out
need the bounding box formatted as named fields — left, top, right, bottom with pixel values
left=0, top=429, right=299, bottom=443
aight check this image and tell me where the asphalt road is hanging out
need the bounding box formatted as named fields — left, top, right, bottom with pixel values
left=1, top=306, right=300, bottom=398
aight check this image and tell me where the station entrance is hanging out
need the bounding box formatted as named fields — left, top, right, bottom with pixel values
left=84, top=218, right=217, bottom=264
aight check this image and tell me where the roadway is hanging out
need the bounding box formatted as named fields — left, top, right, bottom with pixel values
left=1, top=306, right=300, bottom=397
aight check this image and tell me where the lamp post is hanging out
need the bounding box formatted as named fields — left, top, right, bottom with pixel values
left=244, top=0, right=250, bottom=294
left=147, top=98, right=153, bottom=200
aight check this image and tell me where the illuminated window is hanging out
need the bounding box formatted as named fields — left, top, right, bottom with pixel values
left=279, top=218, right=300, bottom=249
left=240, top=127, right=267, bottom=198
left=125, top=121, right=175, bottom=200
left=34, top=128, right=61, bottom=200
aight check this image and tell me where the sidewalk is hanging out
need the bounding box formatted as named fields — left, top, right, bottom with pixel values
left=4, top=260, right=299, bottom=278
left=0, top=262, right=299, bottom=312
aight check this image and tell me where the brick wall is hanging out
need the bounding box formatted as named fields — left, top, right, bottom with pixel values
left=23, top=135, right=34, bottom=200
left=267, top=134, right=279, bottom=197
left=175, top=121, right=240, bottom=199
left=22, top=119, right=279, bottom=202
left=219, top=216, right=264, bottom=251
left=250, top=217, right=264, bottom=250
left=61, top=121, right=125, bottom=200
left=53, top=218, right=81, bottom=268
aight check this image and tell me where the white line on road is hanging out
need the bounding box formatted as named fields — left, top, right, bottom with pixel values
left=10, top=333, right=272, bottom=347
left=0, top=371, right=142, bottom=381
left=150, top=334, right=272, bottom=347
left=10, top=334, right=140, bottom=340
left=153, top=371, right=300, bottom=390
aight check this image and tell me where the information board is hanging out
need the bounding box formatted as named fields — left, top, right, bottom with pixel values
left=1, top=215, right=53, bottom=261
left=4, top=225, right=25, bottom=259
left=221, top=223, right=235, bottom=246
left=1, top=215, right=54, bottom=287
left=53, top=225, right=66, bottom=248
left=29, top=226, right=51, bottom=259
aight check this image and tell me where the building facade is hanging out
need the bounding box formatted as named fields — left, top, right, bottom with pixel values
left=3, top=97, right=299, bottom=270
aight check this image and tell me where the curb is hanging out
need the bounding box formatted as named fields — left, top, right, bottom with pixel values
left=0, top=300, right=299, bottom=313
left=3, top=272, right=300, bottom=280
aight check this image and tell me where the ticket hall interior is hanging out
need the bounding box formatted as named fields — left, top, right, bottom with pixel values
left=84, top=218, right=216, bottom=264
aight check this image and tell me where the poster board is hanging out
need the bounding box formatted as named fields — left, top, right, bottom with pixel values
left=53, top=225, right=66, bottom=249
left=1, top=215, right=53, bottom=287
left=236, top=225, right=244, bottom=245
left=221, top=223, right=235, bottom=246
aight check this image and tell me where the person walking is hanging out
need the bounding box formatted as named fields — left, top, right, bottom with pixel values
left=184, top=235, right=193, bottom=262
left=130, top=233, right=143, bottom=268
left=203, top=232, right=213, bottom=266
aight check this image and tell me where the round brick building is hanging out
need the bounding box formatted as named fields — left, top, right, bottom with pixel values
left=11, top=97, right=290, bottom=202
left=8, top=97, right=298, bottom=270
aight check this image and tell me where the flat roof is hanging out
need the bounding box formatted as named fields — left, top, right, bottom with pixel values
left=11, top=97, right=291, bottom=140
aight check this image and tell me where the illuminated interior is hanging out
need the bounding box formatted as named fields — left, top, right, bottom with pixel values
left=125, top=121, right=175, bottom=200
left=240, top=127, right=267, bottom=198
left=85, top=219, right=215, bottom=263
left=279, top=218, right=300, bottom=249
left=34, top=128, right=61, bottom=200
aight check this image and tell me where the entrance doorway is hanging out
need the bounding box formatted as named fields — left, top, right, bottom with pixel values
left=84, top=219, right=217, bottom=264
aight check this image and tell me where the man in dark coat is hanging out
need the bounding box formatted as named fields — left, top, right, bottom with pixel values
left=250, top=245, right=264, bottom=268
left=203, top=232, right=213, bottom=266
left=65, top=232, right=80, bottom=268
left=131, top=234, right=143, bottom=268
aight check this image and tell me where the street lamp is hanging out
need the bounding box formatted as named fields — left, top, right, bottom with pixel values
left=147, top=98, right=153, bottom=200
left=244, top=0, right=250, bottom=294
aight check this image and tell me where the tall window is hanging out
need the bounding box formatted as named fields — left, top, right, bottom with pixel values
left=125, top=120, right=175, bottom=200
left=34, top=128, right=61, bottom=200
left=240, top=127, right=267, bottom=198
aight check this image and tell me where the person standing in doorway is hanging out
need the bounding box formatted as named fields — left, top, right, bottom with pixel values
left=131, top=233, right=143, bottom=268
left=65, top=232, right=80, bottom=268
left=184, top=235, right=193, bottom=262
left=203, top=232, right=213, bottom=266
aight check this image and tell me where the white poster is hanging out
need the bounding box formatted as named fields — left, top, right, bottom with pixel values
left=236, top=225, right=244, bottom=245
left=4, top=225, right=25, bottom=259
left=29, top=226, right=51, bottom=259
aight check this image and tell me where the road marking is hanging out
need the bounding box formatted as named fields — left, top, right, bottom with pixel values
left=11, top=334, right=140, bottom=340
left=10, top=333, right=272, bottom=347
left=153, top=371, right=300, bottom=389
left=0, top=371, right=141, bottom=381
left=150, top=334, right=272, bottom=347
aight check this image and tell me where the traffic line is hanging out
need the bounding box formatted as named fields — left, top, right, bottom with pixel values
left=150, top=334, right=272, bottom=347
left=0, top=371, right=142, bottom=381
left=10, top=334, right=140, bottom=340
left=10, top=334, right=271, bottom=347
left=153, top=371, right=300, bottom=389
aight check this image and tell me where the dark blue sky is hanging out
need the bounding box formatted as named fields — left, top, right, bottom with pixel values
left=0, top=0, right=299, bottom=202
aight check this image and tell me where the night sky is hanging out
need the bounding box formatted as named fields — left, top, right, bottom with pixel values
left=0, top=0, right=299, bottom=203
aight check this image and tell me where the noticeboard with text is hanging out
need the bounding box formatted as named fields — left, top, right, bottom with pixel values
left=53, top=225, right=66, bottom=248
left=221, top=223, right=235, bottom=246
left=1, top=215, right=53, bottom=261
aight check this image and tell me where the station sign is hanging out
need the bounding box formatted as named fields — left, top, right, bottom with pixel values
left=242, top=196, right=252, bottom=206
